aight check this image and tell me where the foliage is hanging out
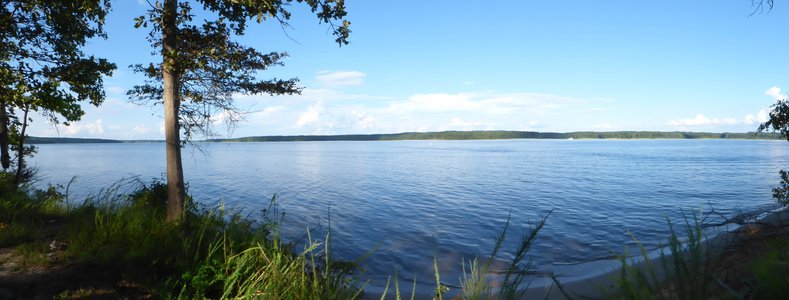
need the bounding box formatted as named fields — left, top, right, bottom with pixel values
left=54, top=179, right=361, bottom=299
left=607, top=212, right=713, bottom=300
left=751, top=238, right=789, bottom=300
left=127, top=0, right=350, bottom=142
left=769, top=170, right=789, bottom=206
left=126, top=0, right=350, bottom=222
left=0, top=0, right=115, bottom=122
left=0, top=172, right=67, bottom=246
left=0, top=0, right=116, bottom=180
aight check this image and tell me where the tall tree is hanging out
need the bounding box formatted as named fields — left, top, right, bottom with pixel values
left=0, top=0, right=116, bottom=181
left=128, top=0, right=350, bottom=222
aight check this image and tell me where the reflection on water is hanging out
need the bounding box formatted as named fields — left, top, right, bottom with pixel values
left=30, top=139, right=789, bottom=288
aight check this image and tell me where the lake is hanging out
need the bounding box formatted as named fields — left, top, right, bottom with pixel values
left=28, top=139, right=789, bottom=290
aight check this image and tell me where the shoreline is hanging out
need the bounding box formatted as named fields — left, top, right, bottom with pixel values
left=359, top=206, right=789, bottom=299
left=27, top=130, right=783, bottom=144
left=525, top=206, right=789, bottom=299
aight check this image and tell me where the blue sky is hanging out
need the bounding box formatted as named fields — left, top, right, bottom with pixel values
left=26, top=0, right=789, bottom=139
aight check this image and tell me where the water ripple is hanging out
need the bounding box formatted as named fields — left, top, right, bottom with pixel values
left=30, top=139, right=789, bottom=283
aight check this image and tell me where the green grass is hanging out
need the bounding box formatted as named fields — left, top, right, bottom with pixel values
left=65, top=181, right=362, bottom=299
left=455, top=212, right=550, bottom=300
left=0, top=174, right=67, bottom=248
left=751, top=238, right=789, bottom=300
left=5, top=172, right=781, bottom=299
left=606, top=211, right=714, bottom=300
left=1, top=175, right=362, bottom=299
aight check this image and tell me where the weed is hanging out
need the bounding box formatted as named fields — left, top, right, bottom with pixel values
left=456, top=211, right=549, bottom=300
left=608, top=211, right=713, bottom=300
left=751, top=238, right=789, bottom=299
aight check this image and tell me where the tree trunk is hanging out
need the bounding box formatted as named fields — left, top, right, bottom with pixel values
left=13, top=105, right=28, bottom=185
left=0, top=101, right=9, bottom=170
left=162, top=0, right=186, bottom=223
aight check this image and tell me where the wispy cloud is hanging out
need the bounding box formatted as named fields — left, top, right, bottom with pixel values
left=63, top=119, right=105, bottom=136
left=743, top=109, right=769, bottom=125
left=315, top=71, right=366, bottom=87
left=592, top=123, right=616, bottom=130
left=667, top=114, right=737, bottom=127
left=351, top=110, right=375, bottom=130
left=106, top=86, right=126, bottom=95
left=385, top=92, right=583, bottom=115
left=296, top=100, right=324, bottom=127
left=448, top=117, right=499, bottom=130
left=132, top=125, right=151, bottom=135
left=766, top=86, right=787, bottom=101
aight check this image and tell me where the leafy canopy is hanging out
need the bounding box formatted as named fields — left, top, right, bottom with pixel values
left=759, top=96, right=789, bottom=206
left=0, top=0, right=116, bottom=124
left=127, top=0, right=350, bottom=141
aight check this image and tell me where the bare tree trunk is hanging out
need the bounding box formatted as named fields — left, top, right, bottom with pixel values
left=13, top=105, right=28, bottom=185
left=162, top=0, right=186, bottom=223
left=0, top=101, right=9, bottom=170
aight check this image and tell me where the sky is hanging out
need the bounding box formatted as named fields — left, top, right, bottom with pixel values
left=25, top=0, right=789, bottom=140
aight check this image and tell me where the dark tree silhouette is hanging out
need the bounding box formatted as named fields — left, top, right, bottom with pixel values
left=0, top=0, right=116, bottom=184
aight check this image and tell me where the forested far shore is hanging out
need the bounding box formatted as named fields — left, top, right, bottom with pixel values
left=26, top=137, right=158, bottom=144
left=208, top=130, right=784, bottom=142
left=27, top=131, right=784, bottom=144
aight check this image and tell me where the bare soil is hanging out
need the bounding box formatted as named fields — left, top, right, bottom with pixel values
left=709, top=222, right=789, bottom=299
left=0, top=219, right=152, bottom=300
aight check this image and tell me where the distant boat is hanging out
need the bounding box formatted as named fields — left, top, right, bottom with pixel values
left=568, top=137, right=574, bottom=140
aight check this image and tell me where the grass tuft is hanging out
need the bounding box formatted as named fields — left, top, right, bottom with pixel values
left=609, top=210, right=713, bottom=300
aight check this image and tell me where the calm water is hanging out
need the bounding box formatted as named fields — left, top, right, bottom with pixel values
left=29, top=139, right=789, bottom=287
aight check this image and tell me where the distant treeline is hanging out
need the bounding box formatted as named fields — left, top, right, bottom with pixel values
left=26, top=131, right=784, bottom=144
left=566, top=131, right=782, bottom=140
left=26, top=137, right=165, bottom=144
left=210, top=130, right=785, bottom=142
left=27, top=137, right=123, bottom=144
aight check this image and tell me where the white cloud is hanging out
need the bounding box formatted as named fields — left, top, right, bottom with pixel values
left=315, top=71, right=366, bottom=87
left=388, top=93, right=477, bottom=113
left=132, top=125, right=150, bottom=135
left=106, top=86, right=126, bottom=95
left=296, top=101, right=324, bottom=127
left=248, top=106, right=285, bottom=119
left=385, top=92, right=582, bottom=115
left=743, top=109, right=769, bottom=125
left=210, top=110, right=243, bottom=127
left=63, top=119, right=104, bottom=136
left=766, top=86, right=787, bottom=101
left=351, top=110, right=375, bottom=129
left=668, top=114, right=737, bottom=127
left=448, top=117, right=498, bottom=129
left=743, top=114, right=756, bottom=125
left=758, top=109, right=769, bottom=123
left=592, top=123, right=616, bottom=130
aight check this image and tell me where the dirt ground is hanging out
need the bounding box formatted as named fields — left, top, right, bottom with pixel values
left=0, top=244, right=153, bottom=299
left=0, top=217, right=151, bottom=299
left=708, top=221, right=789, bottom=299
